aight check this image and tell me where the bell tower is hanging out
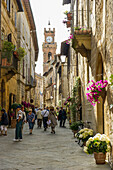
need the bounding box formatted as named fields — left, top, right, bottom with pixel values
left=42, top=25, right=57, bottom=73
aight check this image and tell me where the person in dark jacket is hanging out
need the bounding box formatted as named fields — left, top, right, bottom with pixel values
left=1, top=109, right=8, bottom=136
left=58, top=107, right=67, bottom=127
left=62, top=108, right=67, bottom=128
left=58, top=107, right=63, bottom=127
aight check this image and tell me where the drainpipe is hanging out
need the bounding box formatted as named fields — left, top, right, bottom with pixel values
left=87, top=0, right=89, bottom=28
left=76, top=0, right=78, bottom=27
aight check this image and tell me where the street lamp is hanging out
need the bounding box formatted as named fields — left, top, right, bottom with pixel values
left=50, top=96, right=53, bottom=105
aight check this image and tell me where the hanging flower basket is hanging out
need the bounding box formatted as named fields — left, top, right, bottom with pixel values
left=67, top=13, right=72, bottom=20
left=86, top=80, right=108, bottom=106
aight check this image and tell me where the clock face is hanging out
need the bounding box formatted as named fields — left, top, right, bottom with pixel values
left=46, top=36, right=53, bottom=43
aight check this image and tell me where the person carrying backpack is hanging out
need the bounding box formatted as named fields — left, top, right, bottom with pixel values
left=41, top=107, right=49, bottom=131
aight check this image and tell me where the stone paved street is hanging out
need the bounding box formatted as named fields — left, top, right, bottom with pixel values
left=0, top=122, right=111, bottom=170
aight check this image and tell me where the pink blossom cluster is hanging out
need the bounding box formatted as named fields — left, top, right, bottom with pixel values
left=86, top=80, right=108, bottom=106
left=66, top=34, right=73, bottom=44
left=22, top=101, right=34, bottom=108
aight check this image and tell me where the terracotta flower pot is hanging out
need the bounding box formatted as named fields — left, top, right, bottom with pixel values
left=66, top=21, right=71, bottom=28
left=94, top=152, right=106, bottom=164
left=67, top=13, right=72, bottom=20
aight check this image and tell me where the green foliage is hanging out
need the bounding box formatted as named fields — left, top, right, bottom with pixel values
left=84, top=134, right=111, bottom=154
left=87, top=141, right=108, bottom=154
left=74, top=27, right=81, bottom=30
left=16, top=47, right=26, bottom=60
left=2, top=41, right=15, bottom=62
left=70, top=121, right=83, bottom=131
left=70, top=77, right=80, bottom=122
left=64, top=10, right=68, bottom=15
left=11, top=103, right=19, bottom=109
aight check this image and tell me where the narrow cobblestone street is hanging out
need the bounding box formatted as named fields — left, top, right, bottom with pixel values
left=0, top=122, right=110, bottom=170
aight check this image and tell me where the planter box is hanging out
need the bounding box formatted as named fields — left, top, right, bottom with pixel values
left=11, top=119, right=16, bottom=128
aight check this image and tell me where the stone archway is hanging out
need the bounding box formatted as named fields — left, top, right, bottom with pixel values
left=96, top=53, right=105, bottom=134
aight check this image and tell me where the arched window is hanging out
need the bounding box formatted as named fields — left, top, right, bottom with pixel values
left=48, top=52, right=52, bottom=61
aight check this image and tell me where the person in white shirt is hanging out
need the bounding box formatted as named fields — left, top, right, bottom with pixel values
left=41, top=107, right=49, bottom=131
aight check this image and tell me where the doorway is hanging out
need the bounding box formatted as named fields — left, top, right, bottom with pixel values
left=96, top=53, right=105, bottom=134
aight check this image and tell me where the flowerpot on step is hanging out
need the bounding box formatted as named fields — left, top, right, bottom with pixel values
left=94, top=152, right=106, bottom=164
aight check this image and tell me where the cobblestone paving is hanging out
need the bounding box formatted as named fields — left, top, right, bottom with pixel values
left=0, top=122, right=111, bottom=170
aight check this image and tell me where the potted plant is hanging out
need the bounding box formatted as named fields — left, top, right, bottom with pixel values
left=70, top=121, right=83, bottom=137
left=1, top=40, right=15, bottom=63
left=67, top=12, right=72, bottom=20
left=66, top=21, right=71, bottom=28
left=84, top=133, right=111, bottom=164
left=75, top=128, right=93, bottom=146
left=86, top=80, right=108, bottom=106
left=16, top=47, right=26, bottom=60
left=64, top=10, right=68, bottom=16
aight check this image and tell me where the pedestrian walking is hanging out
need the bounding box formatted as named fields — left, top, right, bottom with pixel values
left=58, top=107, right=67, bottom=127
left=48, top=106, right=57, bottom=134
left=62, top=108, right=67, bottom=128
left=58, top=107, right=63, bottom=127
left=13, top=106, right=23, bottom=142
left=41, top=107, right=49, bottom=131
left=21, top=106, right=26, bottom=129
left=0, top=109, right=8, bottom=136
left=37, top=108, right=43, bottom=128
left=26, top=108, right=35, bottom=134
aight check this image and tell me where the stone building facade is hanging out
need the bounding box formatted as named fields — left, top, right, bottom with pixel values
left=35, top=73, right=43, bottom=108
left=0, top=0, right=38, bottom=117
left=17, top=0, right=38, bottom=105
left=0, top=0, right=23, bottom=114
left=66, top=0, right=113, bottom=166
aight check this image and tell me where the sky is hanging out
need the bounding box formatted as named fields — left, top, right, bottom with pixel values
left=30, top=0, right=71, bottom=75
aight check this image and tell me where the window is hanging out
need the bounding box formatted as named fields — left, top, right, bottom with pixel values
left=48, top=52, right=52, bottom=61
left=7, top=0, right=10, bottom=12
left=7, top=33, right=11, bottom=42
left=15, top=12, right=17, bottom=27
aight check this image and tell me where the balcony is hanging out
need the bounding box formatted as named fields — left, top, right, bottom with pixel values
left=1, top=52, right=19, bottom=81
left=31, top=76, right=37, bottom=88
left=25, top=77, right=36, bottom=91
left=72, top=28, right=91, bottom=59
left=25, top=82, right=31, bottom=91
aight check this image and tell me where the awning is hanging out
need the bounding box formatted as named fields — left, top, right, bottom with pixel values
left=61, top=41, right=70, bottom=56
left=62, top=0, right=71, bottom=5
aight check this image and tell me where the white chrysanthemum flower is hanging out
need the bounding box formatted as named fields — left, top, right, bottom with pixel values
left=84, top=146, right=88, bottom=153
left=79, top=134, right=83, bottom=138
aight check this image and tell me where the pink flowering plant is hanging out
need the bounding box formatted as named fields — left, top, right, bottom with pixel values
left=66, top=34, right=74, bottom=44
left=86, top=80, right=108, bottom=106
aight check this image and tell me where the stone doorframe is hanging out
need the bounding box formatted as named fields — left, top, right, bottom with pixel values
left=96, top=53, right=105, bottom=134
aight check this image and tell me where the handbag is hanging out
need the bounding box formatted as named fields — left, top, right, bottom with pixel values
left=47, top=119, right=51, bottom=126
